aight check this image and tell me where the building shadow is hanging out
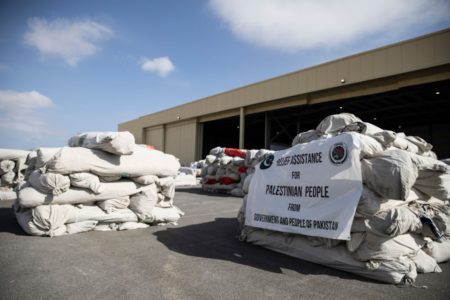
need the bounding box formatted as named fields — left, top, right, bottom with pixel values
left=153, top=217, right=380, bottom=284
left=0, top=205, right=27, bottom=236
left=175, top=186, right=238, bottom=198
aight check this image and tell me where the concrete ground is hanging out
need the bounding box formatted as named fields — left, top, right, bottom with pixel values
left=0, top=186, right=448, bottom=300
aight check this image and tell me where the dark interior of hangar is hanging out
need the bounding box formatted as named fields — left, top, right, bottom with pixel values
left=202, top=79, right=450, bottom=158
left=202, top=116, right=240, bottom=157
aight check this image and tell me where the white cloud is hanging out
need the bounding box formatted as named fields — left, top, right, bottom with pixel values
left=209, top=0, right=450, bottom=51
left=141, top=56, right=175, bottom=77
left=23, top=18, right=114, bottom=66
left=0, top=90, right=55, bottom=134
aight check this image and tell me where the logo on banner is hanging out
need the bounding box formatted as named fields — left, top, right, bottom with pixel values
left=260, top=154, right=274, bottom=170
left=329, top=142, right=348, bottom=164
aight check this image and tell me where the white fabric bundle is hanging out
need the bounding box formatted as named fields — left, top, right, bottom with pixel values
left=28, top=170, right=70, bottom=195
left=69, top=172, right=104, bottom=194
left=358, top=134, right=384, bottom=159
left=0, top=160, right=15, bottom=173
left=97, top=196, right=130, bottom=213
left=18, top=180, right=154, bottom=208
left=365, top=206, right=422, bottom=237
left=68, top=131, right=135, bottom=155
left=150, top=206, right=184, bottom=224
left=352, top=233, right=425, bottom=262
left=46, top=145, right=180, bottom=177
left=361, top=149, right=418, bottom=200
left=241, top=227, right=417, bottom=284
left=0, top=149, right=30, bottom=161
left=35, top=148, right=61, bottom=168
left=292, top=129, right=321, bottom=146
left=414, top=169, right=450, bottom=200
left=1, top=172, right=15, bottom=185
left=131, top=174, right=159, bottom=185
left=157, top=177, right=175, bottom=207
left=316, top=113, right=363, bottom=135
left=129, top=185, right=158, bottom=221
left=355, top=186, right=384, bottom=218
left=411, top=249, right=442, bottom=273
left=423, top=239, right=450, bottom=263
left=14, top=202, right=140, bottom=237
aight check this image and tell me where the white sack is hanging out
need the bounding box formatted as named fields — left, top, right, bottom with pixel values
left=347, top=232, right=367, bottom=252
left=316, top=113, right=362, bottom=135
left=18, top=180, right=154, bottom=208
left=242, top=227, right=417, bottom=284
left=356, top=186, right=384, bottom=218
left=411, top=249, right=442, bottom=273
left=292, top=129, right=321, bottom=146
left=178, top=167, right=195, bottom=176
left=365, top=206, right=422, bottom=237
left=405, top=136, right=433, bottom=153
left=67, top=205, right=138, bottom=224
left=68, top=131, right=135, bottom=155
left=0, top=160, right=15, bottom=174
left=410, top=153, right=448, bottom=172
left=97, top=196, right=130, bottom=213
left=157, top=177, right=175, bottom=207
left=361, top=149, right=418, bottom=200
left=1, top=172, right=15, bottom=185
left=0, top=149, right=30, bottom=161
left=14, top=203, right=62, bottom=236
left=28, top=170, right=70, bottom=195
left=0, top=190, right=17, bottom=201
left=205, top=155, right=217, bottom=164
left=353, top=233, right=424, bottom=262
left=69, top=172, right=104, bottom=194
left=118, top=222, right=149, bottom=231
left=423, top=239, right=450, bottom=263
left=370, top=130, right=396, bottom=148
left=359, top=134, right=384, bottom=159
left=131, top=175, right=159, bottom=185
left=414, top=170, right=450, bottom=200
left=129, top=184, right=158, bottom=221
left=230, top=188, right=245, bottom=197
left=46, top=145, right=180, bottom=177
left=66, top=220, right=98, bottom=235
left=150, top=206, right=184, bottom=224
left=35, top=147, right=61, bottom=169
left=361, top=122, right=384, bottom=135
left=31, top=204, right=75, bottom=237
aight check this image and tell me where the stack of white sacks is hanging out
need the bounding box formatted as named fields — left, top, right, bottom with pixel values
left=201, top=147, right=273, bottom=197
left=14, top=131, right=184, bottom=237
left=238, top=113, right=450, bottom=285
left=0, top=149, right=30, bottom=200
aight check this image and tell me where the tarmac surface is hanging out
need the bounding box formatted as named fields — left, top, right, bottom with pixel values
left=0, top=186, right=449, bottom=300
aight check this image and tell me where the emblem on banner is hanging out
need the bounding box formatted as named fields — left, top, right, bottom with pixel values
left=329, top=142, right=348, bottom=164
left=260, top=154, right=274, bottom=170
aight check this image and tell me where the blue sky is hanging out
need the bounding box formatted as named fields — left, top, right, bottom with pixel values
left=1, top=0, right=449, bottom=150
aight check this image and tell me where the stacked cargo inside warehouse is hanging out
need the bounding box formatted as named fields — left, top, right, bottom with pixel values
left=238, top=113, right=450, bottom=285
left=13, top=131, right=184, bottom=237
left=201, top=147, right=273, bottom=197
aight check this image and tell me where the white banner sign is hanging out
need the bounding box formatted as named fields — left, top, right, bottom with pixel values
left=245, top=133, right=363, bottom=240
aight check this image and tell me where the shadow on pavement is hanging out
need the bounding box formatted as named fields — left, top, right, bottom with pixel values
left=153, top=217, right=378, bottom=284
left=175, top=186, right=238, bottom=198
left=0, top=206, right=27, bottom=235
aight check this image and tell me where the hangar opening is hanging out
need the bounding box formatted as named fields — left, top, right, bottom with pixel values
left=202, top=116, right=240, bottom=157
left=201, top=79, right=450, bottom=158
left=265, top=79, right=450, bottom=158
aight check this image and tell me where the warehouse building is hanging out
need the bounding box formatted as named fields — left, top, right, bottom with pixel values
left=119, top=29, right=450, bottom=165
